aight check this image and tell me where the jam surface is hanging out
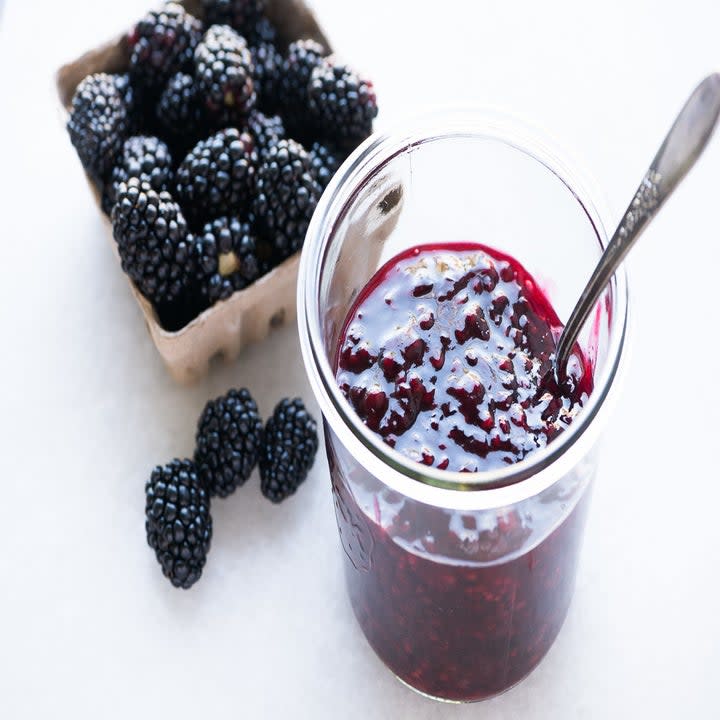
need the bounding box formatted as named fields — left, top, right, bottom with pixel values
left=336, top=243, right=593, bottom=472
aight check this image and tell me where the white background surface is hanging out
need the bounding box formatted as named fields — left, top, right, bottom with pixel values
left=1, top=1, right=719, bottom=717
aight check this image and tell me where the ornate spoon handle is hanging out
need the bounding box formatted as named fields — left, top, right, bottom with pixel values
left=555, top=73, right=720, bottom=375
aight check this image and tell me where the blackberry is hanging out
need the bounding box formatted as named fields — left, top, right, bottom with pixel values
left=194, top=216, right=261, bottom=303
left=246, top=110, right=285, bottom=160
left=253, top=138, right=321, bottom=259
left=308, top=61, right=378, bottom=147
left=308, top=141, right=344, bottom=191
left=176, top=128, right=257, bottom=226
left=111, top=178, right=194, bottom=309
left=113, top=72, right=136, bottom=109
left=145, top=459, right=212, bottom=589
left=250, top=40, right=283, bottom=112
left=201, top=0, right=266, bottom=36
left=278, top=39, right=326, bottom=133
left=260, top=398, right=319, bottom=503
left=194, top=388, right=264, bottom=497
left=194, top=25, right=255, bottom=124
left=247, top=15, right=277, bottom=46
left=113, top=73, right=145, bottom=133
left=156, top=72, right=205, bottom=145
left=67, top=73, right=131, bottom=182
left=104, top=136, right=173, bottom=214
left=128, top=3, right=203, bottom=90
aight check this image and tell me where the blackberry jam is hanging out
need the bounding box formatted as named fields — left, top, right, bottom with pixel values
left=328, top=435, right=593, bottom=701
left=298, top=115, right=627, bottom=704
left=335, top=243, right=593, bottom=472
left=329, top=243, right=595, bottom=700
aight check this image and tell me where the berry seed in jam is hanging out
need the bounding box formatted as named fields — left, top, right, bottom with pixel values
left=336, top=243, right=593, bottom=472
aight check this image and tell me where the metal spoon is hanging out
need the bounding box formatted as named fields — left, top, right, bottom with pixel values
left=555, top=73, right=720, bottom=377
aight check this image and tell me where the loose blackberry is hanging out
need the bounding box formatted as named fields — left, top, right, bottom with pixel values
left=201, top=0, right=266, bottom=36
left=67, top=73, right=131, bottom=182
left=260, top=398, right=319, bottom=503
left=308, top=61, right=378, bottom=147
left=250, top=40, right=283, bottom=112
left=308, top=141, right=344, bottom=191
left=193, top=216, right=261, bottom=303
left=128, top=3, right=203, bottom=90
left=156, top=72, right=205, bottom=146
left=112, top=178, right=194, bottom=309
left=278, top=39, right=326, bottom=133
left=246, top=110, right=285, bottom=160
left=194, top=25, right=255, bottom=125
left=145, top=459, right=212, bottom=589
left=104, top=136, right=173, bottom=214
left=194, top=388, right=264, bottom=497
left=253, top=138, right=321, bottom=259
left=176, top=128, right=257, bottom=226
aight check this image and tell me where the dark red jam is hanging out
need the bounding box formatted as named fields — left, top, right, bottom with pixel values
left=336, top=243, right=593, bottom=471
left=330, top=243, right=596, bottom=701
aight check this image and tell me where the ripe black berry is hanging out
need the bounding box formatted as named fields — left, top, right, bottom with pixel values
left=128, top=3, right=203, bottom=90
left=308, top=61, right=378, bottom=147
left=250, top=40, right=283, bottom=112
left=104, top=136, right=173, bottom=214
left=114, top=72, right=144, bottom=134
left=195, top=388, right=264, bottom=497
left=193, top=216, right=261, bottom=304
left=156, top=72, right=205, bottom=146
left=308, top=141, right=344, bottom=191
left=145, top=459, right=212, bottom=589
left=278, top=39, right=326, bottom=135
left=67, top=73, right=132, bottom=182
left=246, top=110, right=285, bottom=160
left=253, top=138, right=321, bottom=259
left=260, top=398, right=319, bottom=503
left=194, top=24, right=255, bottom=125
left=111, top=178, right=194, bottom=309
left=176, top=128, right=257, bottom=226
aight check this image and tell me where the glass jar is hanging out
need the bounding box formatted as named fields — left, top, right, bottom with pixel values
left=297, top=111, right=628, bottom=702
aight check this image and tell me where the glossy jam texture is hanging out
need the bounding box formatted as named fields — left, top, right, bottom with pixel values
left=329, top=450, right=591, bottom=701
left=330, top=243, right=596, bottom=701
left=336, top=243, right=593, bottom=472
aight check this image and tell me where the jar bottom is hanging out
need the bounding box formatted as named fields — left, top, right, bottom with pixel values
left=354, top=590, right=575, bottom=703
left=334, top=483, right=591, bottom=702
left=391, top=656, right=545, bottom=704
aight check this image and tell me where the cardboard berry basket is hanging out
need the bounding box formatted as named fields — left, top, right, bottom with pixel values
left=56, top=0, right=331, bottom=385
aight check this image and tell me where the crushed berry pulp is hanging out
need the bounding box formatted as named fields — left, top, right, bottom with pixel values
left=330, top=243, right=596, bottom=701
left=336, top=243, right=593, bottom=472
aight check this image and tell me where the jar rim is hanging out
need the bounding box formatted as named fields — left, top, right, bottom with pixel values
left=298, top=109, right=629, bottom=510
